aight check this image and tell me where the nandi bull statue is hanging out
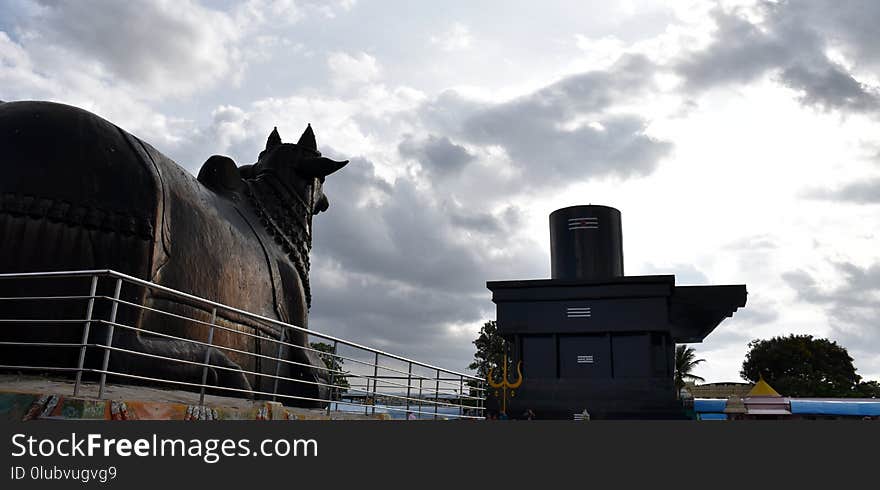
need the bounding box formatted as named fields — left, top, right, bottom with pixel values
left=0, top=101, right=347, bottom=407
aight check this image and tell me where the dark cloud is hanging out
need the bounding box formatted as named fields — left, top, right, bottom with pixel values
left=22, top=0, right=241, bottom=95
left=446, top=205, right=522, bottom=235
left=676, top=3, right=880, bottom=114
left=802, top=178, right=880, bottom=204
left=782, top=262, right=880, bottom=375
left=780, top=64, right=880, bottom=113
left=312, top=157, right=544, bottom=293
left=784, top=262, right=880, bottom=310
left=398, top=134, right=475, bottom=177
left=357, top=55, right=676, bottom=222
left=465, top=112, right=670, bottom=182
left=308, top=264, right=489, bottom=369
left=676, top=8, right=806, bottom=91
left=786, top=1, right=880, bottom=68
left=461, top=55, right=670, bottom=183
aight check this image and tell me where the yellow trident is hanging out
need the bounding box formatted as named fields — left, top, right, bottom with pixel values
left=487, top=353, right=522, bottom=415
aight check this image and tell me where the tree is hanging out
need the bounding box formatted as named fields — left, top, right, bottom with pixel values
left=674, top=345, right=705, bottom=395
left=468, top=320, right=505, bottom=379
left=467, top=320, right=510, bottom=408
left=740, top=334, right=861, bottom=397
left=310, top=342, right=349, bottom=400
left=855, top=380, right=880, bottom=398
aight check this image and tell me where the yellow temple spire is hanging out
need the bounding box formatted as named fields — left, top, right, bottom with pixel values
left=747, top=374, right=781, bottom=397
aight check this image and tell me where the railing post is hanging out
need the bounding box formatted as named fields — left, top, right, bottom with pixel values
left=326, top=340, right=338, bottom=417
left=434, top=369, right=440, bottom=420
left=370, top=352, right=379, bottom=415
left=272, top=328, right=287, bottom=402
left=418, top=378, right=423, bottom=418
left=363, top=373, right=370, bottom=416
left=405, top=362, right=413, bottom=418
left=198, top=307, right=218, bottom=406
left=97, top=278, right=122, bottom=399
left=459, top=375, right=464, bottom=418
left=481, top=380, right=486, bottom=418
left=73, top=275, right=99, bottom=397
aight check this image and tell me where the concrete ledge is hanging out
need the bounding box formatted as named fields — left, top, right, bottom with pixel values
left=0, top=375, right=390, bottom=421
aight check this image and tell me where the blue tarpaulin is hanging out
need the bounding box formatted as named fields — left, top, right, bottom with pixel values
left=790, top=399, right=880, bottom=416
left=698, top=413, right=728, bottom=420
left=693, top=399, right=727, bottom=412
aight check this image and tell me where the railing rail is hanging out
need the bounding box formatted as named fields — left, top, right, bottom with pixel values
left=0, top=270, right=486, bottom=419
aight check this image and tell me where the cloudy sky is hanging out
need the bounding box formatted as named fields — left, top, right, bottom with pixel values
left=3, top=0, right=880, bottom=383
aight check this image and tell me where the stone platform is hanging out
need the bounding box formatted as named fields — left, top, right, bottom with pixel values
left=0, top=375, right=390, bottom=421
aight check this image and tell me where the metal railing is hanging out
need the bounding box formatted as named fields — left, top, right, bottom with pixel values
left=0, top=270, right=485, bottom=419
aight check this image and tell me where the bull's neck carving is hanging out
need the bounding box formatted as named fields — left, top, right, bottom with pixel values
left=244, top=173, right=314, bottom=308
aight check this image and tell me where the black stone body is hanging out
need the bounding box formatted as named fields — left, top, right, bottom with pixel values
left=0, top=101, right=346, bottom=406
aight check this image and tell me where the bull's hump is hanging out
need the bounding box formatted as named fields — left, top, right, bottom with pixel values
left=197, top=155, right=244, bottom=196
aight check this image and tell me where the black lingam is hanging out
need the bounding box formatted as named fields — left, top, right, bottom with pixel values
left=486, top=205, right=746, bottom=419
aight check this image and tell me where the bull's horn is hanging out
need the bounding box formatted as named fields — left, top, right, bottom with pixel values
left=297, top=124, right=317, bottom=152
left=265, top=127, right=282, bottom=152
left=299, top=156, right=349, bottom=178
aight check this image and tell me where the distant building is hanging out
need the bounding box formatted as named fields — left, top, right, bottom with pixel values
left=693, top=376, right=880, bottom=420
left=685, top=381, right=753, bottom=399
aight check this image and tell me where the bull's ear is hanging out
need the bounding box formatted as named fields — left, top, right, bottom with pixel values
left=298, top=156, right=349, bottom=178
left=297, top=124, right=317, bottom=152
left=265, top=127, right=282, bottom=152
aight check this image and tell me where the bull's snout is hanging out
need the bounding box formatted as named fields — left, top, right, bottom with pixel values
left=314, top=194, right=329, bottom=214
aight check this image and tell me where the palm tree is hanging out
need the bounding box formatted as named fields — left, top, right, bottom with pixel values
left=674, top=345, right=706, bottom=396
